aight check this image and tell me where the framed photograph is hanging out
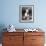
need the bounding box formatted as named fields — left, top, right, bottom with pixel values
left=19, top=5, right=34, bottom=23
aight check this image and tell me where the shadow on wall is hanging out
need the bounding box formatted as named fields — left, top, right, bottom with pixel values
left=0, top=24, right=7, bottom=43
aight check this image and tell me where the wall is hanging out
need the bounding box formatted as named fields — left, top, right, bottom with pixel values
left=0, top=0, right=46, bottom=29
left=0, top=0, right=46, bottom=43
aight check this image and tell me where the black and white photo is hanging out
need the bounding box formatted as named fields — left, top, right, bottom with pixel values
left=19, top=5, right=34, bottom=23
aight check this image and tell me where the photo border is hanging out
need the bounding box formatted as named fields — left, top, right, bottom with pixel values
left=19, top=5, right=34, bottom=23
